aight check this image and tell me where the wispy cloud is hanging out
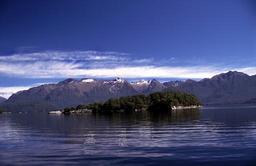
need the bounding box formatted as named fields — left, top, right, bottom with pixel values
left=57, top=66, right=228, bottom=79
left=0, top=51, right=128, bottom=62
left=0, top=86, right=32, bottom=99
left=234, top=67, right=256, bottom=75
left=0, top=83, right=51, bottom=99
left=0, top=50, right=255, bottom=80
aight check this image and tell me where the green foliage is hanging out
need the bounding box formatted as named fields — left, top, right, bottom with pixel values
left=64, top=91, right=201, bottom=113
left=147, top=92, right=201, bottom=112
left=63, top=107, right=72, bottom=115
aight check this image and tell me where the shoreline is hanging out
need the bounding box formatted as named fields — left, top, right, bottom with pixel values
left=48, top=105, right=202, bottom=115
left=171, top=105, right=202, bottom=110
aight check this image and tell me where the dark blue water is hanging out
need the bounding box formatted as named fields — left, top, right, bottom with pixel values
left=1, top=107, right=256, bottom=166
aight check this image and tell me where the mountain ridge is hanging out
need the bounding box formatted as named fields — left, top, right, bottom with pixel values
left=1, top=71, right=256, bottom=112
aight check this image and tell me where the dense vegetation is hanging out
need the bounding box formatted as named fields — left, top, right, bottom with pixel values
left=64, top=91, right=201, bottom=113
left=0, top=108, right=4, bottom=114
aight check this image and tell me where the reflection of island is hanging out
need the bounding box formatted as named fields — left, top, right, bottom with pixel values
left=90, top=109, right=201, bottom=125
left=151, top=109, right=201, bottom=123
left=8, top=109, right=201, bottom=137
left=2, top=109, right=201, bottom=159
left=60, top=91, right=201, bottom=114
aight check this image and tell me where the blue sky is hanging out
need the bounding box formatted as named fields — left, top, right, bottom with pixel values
left=0, top=0, right=256, bottom=98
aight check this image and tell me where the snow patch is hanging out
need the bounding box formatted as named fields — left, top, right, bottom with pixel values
left=81, top=78, right=95, bottom=83
left=113, top=77, right=125, bottom=83
left=131, top=80, right=151, bottom=85
left=104, top=78, right=125, bottom=84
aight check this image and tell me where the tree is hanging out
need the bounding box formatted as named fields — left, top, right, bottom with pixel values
left=62, top=91, right=201, bottom=113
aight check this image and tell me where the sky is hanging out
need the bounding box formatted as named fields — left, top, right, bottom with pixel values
left=0, top=0, right=256, bottom=98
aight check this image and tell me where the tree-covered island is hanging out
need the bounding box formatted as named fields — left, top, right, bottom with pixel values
left=54, top=91, right=201, bottom=115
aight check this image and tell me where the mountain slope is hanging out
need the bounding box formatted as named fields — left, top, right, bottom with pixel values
left=2, top=71, right=256, bottom=112
left=0, top=97, right=6, bottom=104
left=165, top=71, right=256, bottom=105
left=131, top=79, right=166, bottom=94
left=1, top=78, right=137, bottom=112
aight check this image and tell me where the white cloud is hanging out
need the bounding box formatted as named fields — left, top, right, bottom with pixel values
left=0, top=61, right=228, bottom=79
left=61, top=66, right=227, bottom=78
left=0, top=83, right=50, bottom=99
left=234, top=67, right=256, bottom=75
left=0, top=50, right=255, bottom=80
left=0, top=86, right=31, bottom=99
left=0, top=50, right=128, bottom=62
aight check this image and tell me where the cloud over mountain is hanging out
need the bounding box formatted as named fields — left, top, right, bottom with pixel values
left=1, top=50, right=255, bottom=80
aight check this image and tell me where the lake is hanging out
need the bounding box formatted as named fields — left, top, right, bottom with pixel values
left=1, top=106, right=256, bottom=166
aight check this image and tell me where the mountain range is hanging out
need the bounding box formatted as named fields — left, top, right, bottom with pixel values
left=1, top=71, right=256, bottom=112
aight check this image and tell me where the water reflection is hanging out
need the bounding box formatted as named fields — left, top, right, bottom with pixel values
left=1, top=107, right=256, bottom=165
left=4, top=109, right=201, bottom=134
left=91, top=109, right=200, bottom=124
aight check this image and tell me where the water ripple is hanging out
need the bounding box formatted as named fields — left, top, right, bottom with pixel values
left=1, top=108, right=256, bottom=165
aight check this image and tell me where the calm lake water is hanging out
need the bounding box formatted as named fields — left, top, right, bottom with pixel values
left=1, top=107, right=256, bottom=166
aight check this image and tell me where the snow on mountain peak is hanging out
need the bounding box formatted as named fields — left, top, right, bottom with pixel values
left=103, top=78, right=125, bottom=84
left=81, top=78, right=95, bottom=83
left=113, top=77, right=125, bottom=83
left=131, top=80, right=151, bottom=85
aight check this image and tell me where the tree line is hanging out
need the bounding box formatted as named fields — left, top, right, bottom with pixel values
left=64, top=91, right=201, bottom=113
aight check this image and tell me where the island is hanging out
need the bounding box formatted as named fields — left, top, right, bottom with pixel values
left=54, top=91, right=201, bottom=115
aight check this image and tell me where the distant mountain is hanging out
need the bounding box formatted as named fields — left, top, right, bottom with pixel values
left=0, top=97, right=6, bottom=104
left=2, top=71, right=256, bottom=112
left=164, top=71, right=256, bottom=105
left=163, top=80, right=183, bottom=87
left=131, top=80, right=151, bottom=92
left=1, top=78, right=137, bottom=112
left=131, top=79, right=165, bottom=94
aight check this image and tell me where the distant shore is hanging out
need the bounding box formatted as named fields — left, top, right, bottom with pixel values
left=49, top=105, right=202, bottom=115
